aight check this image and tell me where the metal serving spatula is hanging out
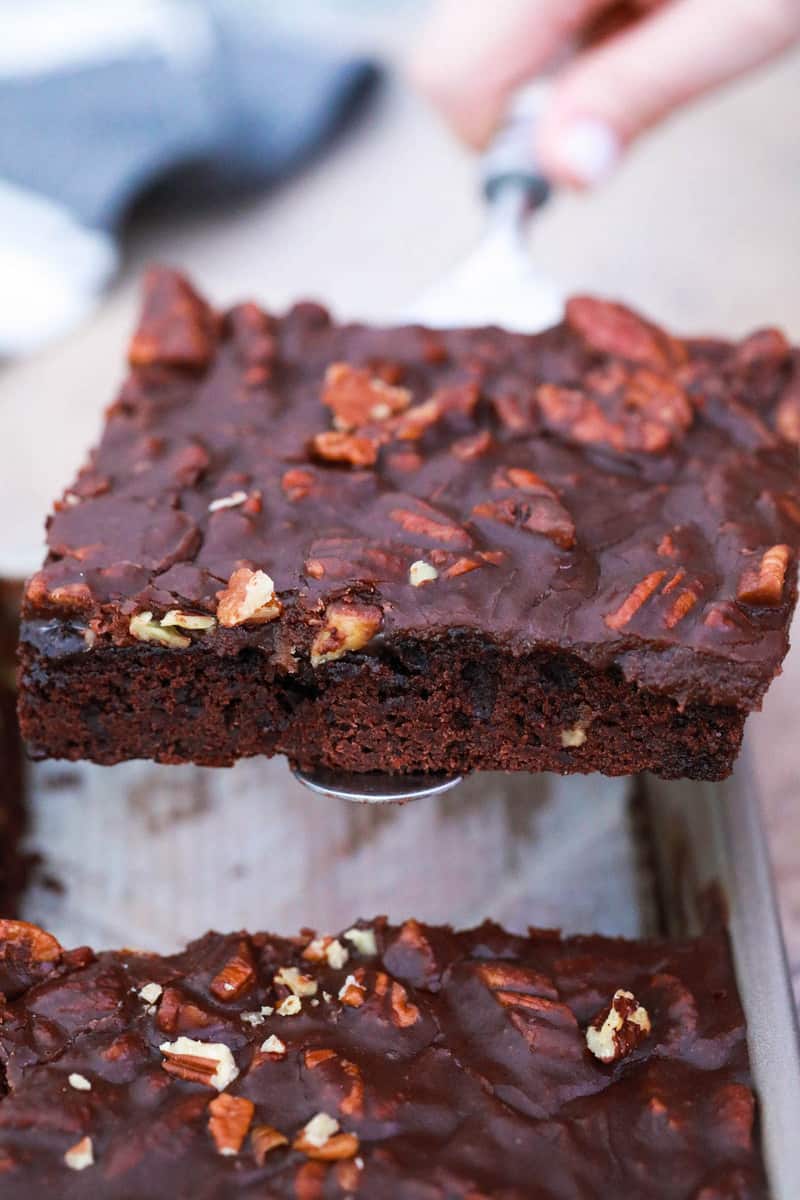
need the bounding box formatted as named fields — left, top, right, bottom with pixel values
left=293, top=87, right=562, bottom=804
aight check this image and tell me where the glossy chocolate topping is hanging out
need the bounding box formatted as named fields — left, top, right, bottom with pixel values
left=0, top=918, right=766, bottom=1197
left=23, top=268, right=800, bottom=709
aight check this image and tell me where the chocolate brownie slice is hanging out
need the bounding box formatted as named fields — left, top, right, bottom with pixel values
left=0, top=917, right=766, bottom=1198
left=0, top=584, right=27, bottom=915
left=18, top=269, right=800, bottom=778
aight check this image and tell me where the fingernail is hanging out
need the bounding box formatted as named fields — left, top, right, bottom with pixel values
left=555, top=118, right=620, bottom=185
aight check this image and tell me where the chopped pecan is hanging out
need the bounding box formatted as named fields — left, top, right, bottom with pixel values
left=776, top=373, right=800, bottom=444
left=604, top=571, right=667, bottom=630
left=293, top=1114, right=359, bottom=1162
left=251, top=1124, right=289, bottom=1164
left=409, top=559, right=439, bottom=587
left=310, top=601, right=382, bottom=667
left=310, top=430, right=380, bottom=467
left=444, top=557, right=481, bottom=578
left=139, top=982, right=163, bottom=1005
left=390, top=502, right=472, bottom=548
left=208, top=1093, right=255, bottom=1156
left=275, top=966, right=318, bottom=998
left=128, top=268, right=216, bottom=370
left=304, top=1048, right=337, bottom=1070
left=338, top=974, right=367, bottom=1007
left=210, top=945, right=255, bottom=1002
left=64, top=1136, right=94, bottom=1172
left=160, top=610, right=216, bottom=631
left=393, top=383, right=479, bottom=440
left=129, top=611, right=191, bottom=649
left=664, top=588, right=699, bottom=628
left=260, top=1035, right=287, bottom=1057
left=0, top=920, right=62, bottom=964
left=322, top=363, right=411, bottom=430
left=473, top=494, right=575, bottom=550
left=737, top=544, right=792, bottom=606
left=303, top=937, right=349, bottom=969
left=216, top=568, right=281, bottom=627
left=282, top=467, right=317, bottom=501
left=451, top=429, right=492, bottom=460
left=538, top=367, right=692, bottom=455
left=276, top=995, right=303, bottom=1016
left=159, top=1037, right=239, bottom=1090
left=343, top=927, right=378, bottom=957
left=24, top=574, right=93, bottom=615
left=586, top=989, right=651, bottom=1063
left=390, top=980, right=420, bottom=1028
left=560, top=725, right=587, bottom=748
left=476, top=962, right=558, bottom=1001
left=565, top=296, right=682, bottom=369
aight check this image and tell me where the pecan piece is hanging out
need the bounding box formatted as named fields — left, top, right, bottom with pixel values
left=310, top=430, right=380, bottom=467
left=210, top=945, right=256, bottom=1002
left=737, top=544, right=792, bottom=606
left=64, top=1136, right=94, bottom=1172
left=390, top=502, right=472, bottom=548
left=0, top=920, right=61, bottom=964
left=338, top=974, right=367, bottom=1007
left=251, top=1124, right=289, bottom=1164
left=216, top=568, right=281, bottom=627
left=310, top=601, right=382, bottom=667
left=343, top=926, right=378, bottom=957
left=604, top=571, right=667, bottom=630
left=566, top=296, right=681, bottom=369
left=451, top=429, right=492, bottom=460
left=409, top=559, right=438, bottom=587
left=275, top=965, right=318, bottom=998
left=776, top=373, right=800, bottom=444
left=159, top=1037, right=239, bottom=1091
left=390, top=979, right=420, bottom=1028
left=208, top=1094, right=255, bottom=1156
left=282, top=468, right=317, bottom=501
left=322, top=363, right=411, bottom=430
left=473, top=492, right=575, bottom=551
left=293, top=1114, right=359, bottom=1162
left=128, top=268, right=216, bottom=369
left=586, top=989, right=651, bottom=1063
left=664, top=588, right=699, bottom=629
left=128, top=611, right=191, bottom=649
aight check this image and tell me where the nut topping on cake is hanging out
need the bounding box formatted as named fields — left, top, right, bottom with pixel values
left=586, top=989, right=651, bottom=1063
left=216, top=568, right=281, bottom=627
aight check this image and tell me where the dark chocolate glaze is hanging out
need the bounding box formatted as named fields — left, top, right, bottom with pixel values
left=0, top=918, right=766, bottom=1198
left=20, top=270, right=799, bottom=719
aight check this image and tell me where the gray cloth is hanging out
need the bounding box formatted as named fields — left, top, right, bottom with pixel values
left=0, top=0, right=379, bottom=355
left=0, top=3, right=379, bottom=230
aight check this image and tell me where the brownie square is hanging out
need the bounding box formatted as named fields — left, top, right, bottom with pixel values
left=0, top=916, right=766, bottom=1197
left=17, top=268, right=800, bottom=778
left=0, top=583, right=27, bottom=915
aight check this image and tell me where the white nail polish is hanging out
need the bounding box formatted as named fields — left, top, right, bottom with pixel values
left=557, top=118, right=620, bottom=185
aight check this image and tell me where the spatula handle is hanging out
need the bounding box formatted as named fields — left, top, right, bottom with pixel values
left=480, top=81, right=552, bottom=209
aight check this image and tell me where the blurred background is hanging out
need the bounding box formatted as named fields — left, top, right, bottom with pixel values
left=0, top=0, right=798, bottom=974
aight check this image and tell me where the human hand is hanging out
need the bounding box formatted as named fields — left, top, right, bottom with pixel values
left=411, top=0, right=800, bottom=187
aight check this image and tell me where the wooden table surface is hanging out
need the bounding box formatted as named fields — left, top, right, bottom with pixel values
left=1, top=5, right=798, bottom=989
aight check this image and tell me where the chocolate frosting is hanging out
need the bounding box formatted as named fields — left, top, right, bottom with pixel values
left=23, top=269, right=800, bottom=710
left=0, top=918, right=766, bottom=1197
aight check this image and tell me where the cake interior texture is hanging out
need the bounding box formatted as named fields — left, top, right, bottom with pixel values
left=18, top=269, right=800, bottom=778
left=0, top=916, right=767, bottom=1198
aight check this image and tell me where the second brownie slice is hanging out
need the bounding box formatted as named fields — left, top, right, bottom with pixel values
left=18, top=269, right=800, bottom=778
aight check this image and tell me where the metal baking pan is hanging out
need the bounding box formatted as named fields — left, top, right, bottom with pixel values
left=19, top=745, right=800, bottom=1197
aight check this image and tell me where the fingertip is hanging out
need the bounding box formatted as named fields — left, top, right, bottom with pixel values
left=537, top=116, right=623, bottom=189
